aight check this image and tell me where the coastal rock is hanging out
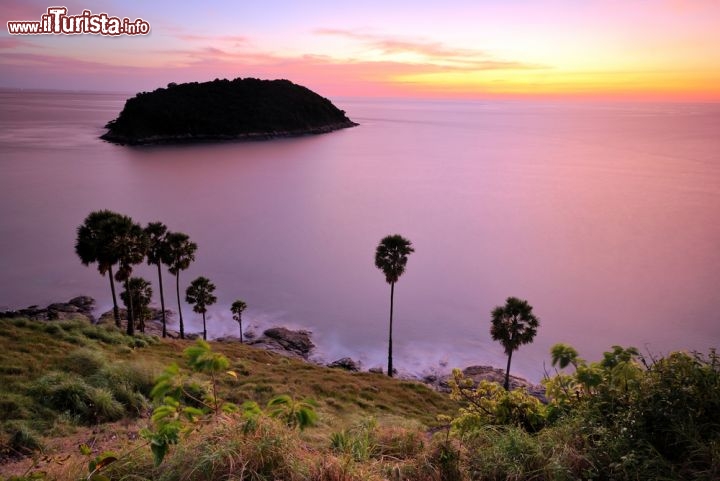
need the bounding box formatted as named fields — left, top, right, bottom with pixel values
left=328, top=357, right=361, bottom=372
left=248, top=327, right=315, bottom=359
left=368, top=367, right=385, bottom=374
left=0, top=297, right=96, bottom=323
left=98, top=308, right=177, bottom=337
left=214, top=335, right=242, bottom=343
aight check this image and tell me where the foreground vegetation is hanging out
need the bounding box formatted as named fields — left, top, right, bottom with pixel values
left=0, top=316, right=456, bottom=479
left=1, top=315, right=718, bottom=480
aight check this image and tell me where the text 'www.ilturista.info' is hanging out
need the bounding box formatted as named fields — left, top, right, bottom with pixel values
left=7, top=7, right=150, bottom=36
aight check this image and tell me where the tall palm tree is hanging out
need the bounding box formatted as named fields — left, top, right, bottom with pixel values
left=185, top=276, right=217, bottom=341
left=145, top=222, right=170, bottom=337
left=230, top=299, right=247, bottom=343
left=490, top=297, right=540, bottom=390
left=112, top=220, right=148, bottom=336
left=75, top=210, right=126, bottom=327
left=120, top=277, right=153, bottom=334
left=374, top=234, right=414, bottom=377
left=164, top=232, right=197, bottom=339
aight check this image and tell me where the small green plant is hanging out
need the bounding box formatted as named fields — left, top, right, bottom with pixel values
left=266, top=394, right=318, bottom=431
left=330, top=418, right=378, bottom=461
left=141, top=339, right=240, bottom=465
left=79, top=443, right=119, bottom=481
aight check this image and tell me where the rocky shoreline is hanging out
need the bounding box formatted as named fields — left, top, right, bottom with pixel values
left=101, top=120, right=358, bottom=146
left=0, top=296, right=546, bottom=399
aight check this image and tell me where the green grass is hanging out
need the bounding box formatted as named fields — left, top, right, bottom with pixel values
left=2, top=316, right=718, bottom=480
left=0, top=316, right=458, bottom=465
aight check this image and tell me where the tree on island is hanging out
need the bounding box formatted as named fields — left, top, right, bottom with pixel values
left=165, top=232, right=197, bottom=340
left=230, top=299, right=248, bottom=343
left=120, top=277, right=153, bottom=334
left=75, top=210, right=128, bottom=328
left=145, top=222, right=171, bottom=337
left=112, top=220, right=148, bottom=336
left=374, top=234, right=414, bottom=377
left=186, top=276, right=217, bottom=341
left=490, top=297, right=540, bottom=390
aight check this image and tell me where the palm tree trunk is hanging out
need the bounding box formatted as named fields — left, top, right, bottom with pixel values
left=388, top=282, right=394, bottom=377
left=504, top=349, right=514, bottom=391
left=126, top=280, right=135, bottom=336
left=176, top=272, right=184, bottom=339
left=202, top=311, right=207, bottom=341
left=108, top=266, right=120, bottom=328
left=157, top=263, right=167, bottom=338
left=239, top=314, right=243, bottom=344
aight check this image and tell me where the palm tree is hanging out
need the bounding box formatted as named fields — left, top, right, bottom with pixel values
left=185, top=276, right=217, bottom=341
left=164, top=232, right=197, bottom=340
left=75, top=210, right=127, bottom=327
left=490, top=297, right=540, bottom=390
left=120, top=277, right=153, bottom=334
left=112, top=221, right=148, bottom=336
left=145, top=222, right=170, bottom=337
left=550, top=343, right=581, bottom=370
left=374, top=234, right=414, bottom=377
left=230, top=299, right=247, bottom=343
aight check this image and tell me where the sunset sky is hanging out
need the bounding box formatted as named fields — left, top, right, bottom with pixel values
left=2, top=0, right=719, bottom=100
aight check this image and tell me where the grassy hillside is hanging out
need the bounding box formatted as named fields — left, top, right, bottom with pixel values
left=0, top=316, right=457, bottom=479
left=1, top=316, right=718, bottom=480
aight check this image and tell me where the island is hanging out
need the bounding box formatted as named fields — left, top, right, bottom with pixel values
left=100, top=77, right=358, bottom=145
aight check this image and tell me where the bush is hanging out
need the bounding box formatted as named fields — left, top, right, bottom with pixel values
left=87, top=361, right=155, bottom=416
left=108, top=417, right=304, bottom=481
left=330, top=418, right=378, bottom=461
left=86, top=387, right=125, bottom=423
left=62, top=348, right=107, bottom=376
left=30, top=371, right=125, bottom=424
left=462, top=426, right=542, bottom=480
left=2, top=420, right=43, bottom=455
left=543, top=346, right=720, bottom=479
left=375, top=425, right=425, bottom=459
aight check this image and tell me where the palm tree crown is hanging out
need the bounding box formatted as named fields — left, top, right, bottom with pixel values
left=75, top=210, right=130, bottom=327
left=374, top=234, right=415, bottom=284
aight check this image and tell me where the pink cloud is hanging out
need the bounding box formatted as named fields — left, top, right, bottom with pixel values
left=314, top=28, right=542, bottom=71
left=0, top=37, right=40, bottom=49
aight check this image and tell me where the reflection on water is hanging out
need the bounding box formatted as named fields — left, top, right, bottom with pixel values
left=1, top=91, right=719, bottom=380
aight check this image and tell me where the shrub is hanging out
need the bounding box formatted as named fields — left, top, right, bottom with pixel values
left=330, top=418, right=378, bottom=461
left=2, top=420, right=43, bottom=455
left=86, top=387, right=125, bottom=423
left=375, top=425, right=425, bottom=459
left=62, top=348, right=107, bottom=376
left=462, top=426, right=543, bottom=480
left=30, top=371, right=126, bottom=424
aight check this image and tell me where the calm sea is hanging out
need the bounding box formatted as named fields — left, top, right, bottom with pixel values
left=1, top=91, right=719, bottom=381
